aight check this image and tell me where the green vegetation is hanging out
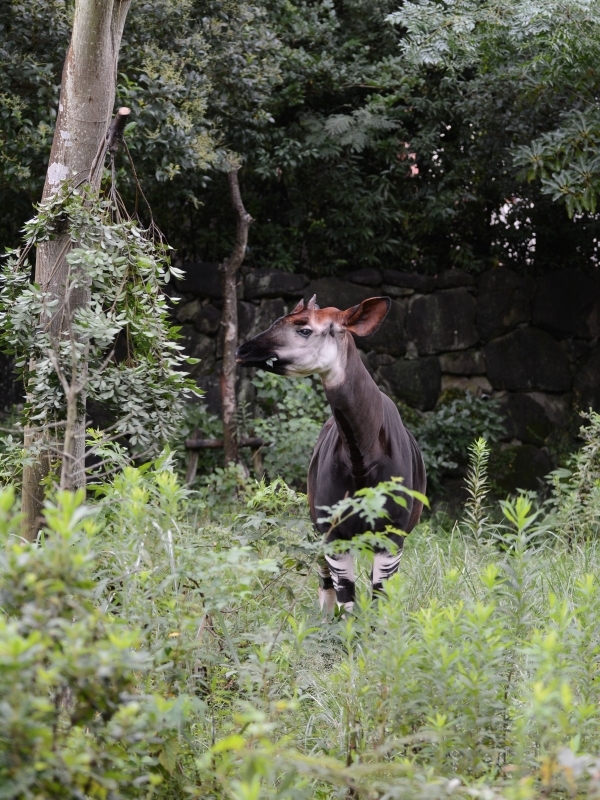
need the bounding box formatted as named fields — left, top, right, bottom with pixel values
left=0, top=424, right=599, bottom=797
left=399, top=393, right=506, bottom=491
left=0, top=187, right=195, bottom=457
left=3, top=0, right=600, bottom=273
left=175, top=370, right=331, bottom=490
left=182, top=375, right=505, bottom=492
left=248, top=370, right=329, bottom=486
left=2, top=0, right=600, bottom=794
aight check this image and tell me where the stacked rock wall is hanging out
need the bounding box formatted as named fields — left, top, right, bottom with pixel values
left=0, top=356, right=22, bottom=412
left=174, top=262, right=600, bottom=485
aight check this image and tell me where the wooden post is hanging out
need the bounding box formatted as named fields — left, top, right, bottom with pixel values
left=185, top=428, right=201, bottom=485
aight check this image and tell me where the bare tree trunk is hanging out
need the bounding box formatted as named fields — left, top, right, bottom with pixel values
left=21, top=0, right=132, bottom=540
left=220, top=168, right=253, bottom=465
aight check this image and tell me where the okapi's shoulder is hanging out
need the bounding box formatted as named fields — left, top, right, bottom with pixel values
left=309, top=416, right=339, bottom=472
left=307, top=416, right=335, bottom=520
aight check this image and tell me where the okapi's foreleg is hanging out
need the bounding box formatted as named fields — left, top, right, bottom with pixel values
left=324, top=552, right=356, bottom=612
left=317, top=556, right=336, bottom=614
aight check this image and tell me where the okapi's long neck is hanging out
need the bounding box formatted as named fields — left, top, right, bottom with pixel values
left=322, top=336, right=383, bottom=479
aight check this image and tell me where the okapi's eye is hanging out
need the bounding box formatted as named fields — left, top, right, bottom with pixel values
left=298, top=328, right=312, bottom=338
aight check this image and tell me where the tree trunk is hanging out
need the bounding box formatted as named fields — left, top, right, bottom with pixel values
left=21, top=0, right=131, bottom=539
left=220, top=168, right=253, bottom=465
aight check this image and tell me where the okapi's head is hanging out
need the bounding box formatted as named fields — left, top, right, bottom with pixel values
left=235, top=295, right=391, bottom=386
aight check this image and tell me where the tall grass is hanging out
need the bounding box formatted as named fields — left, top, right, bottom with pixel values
left=2, top=419, right=600, bottom=797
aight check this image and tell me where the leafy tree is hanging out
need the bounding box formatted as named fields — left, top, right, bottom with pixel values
left=0, top=0, right=280, bottom=255
left=3, top=0, right=600, bottom=285
left=17, top=0, right=134, bottom=535
left=0, top=0, right=282, bottom=533
left=163, top=0, right=600, bottom=275
left=389, top=0, right=600, bottom=254
left=192, top=0, right=425, bottom=272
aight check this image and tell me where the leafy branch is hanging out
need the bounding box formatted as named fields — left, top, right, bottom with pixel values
left=0, top=182, right=199, bottom=479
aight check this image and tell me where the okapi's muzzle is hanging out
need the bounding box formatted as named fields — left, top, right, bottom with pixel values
left=235, top=335, right=288, bottom=374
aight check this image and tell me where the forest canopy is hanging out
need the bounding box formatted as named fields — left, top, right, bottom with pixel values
left=2, top=0, right=600, bottom=275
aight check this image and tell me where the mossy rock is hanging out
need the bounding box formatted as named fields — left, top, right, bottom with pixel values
left=489, top=444, right=553, bottom=494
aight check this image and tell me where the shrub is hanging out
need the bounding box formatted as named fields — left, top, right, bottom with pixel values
left=549, top=409, right=600, bottom=540
left=7, top=426, right=600, bottom=798
left=250, top=370, right=329, bottom=487
left=174, top=401, right=225, bottom=480
left=0, top=486, right=198, bottom=798
left=404, top=392, right=506, bottom=489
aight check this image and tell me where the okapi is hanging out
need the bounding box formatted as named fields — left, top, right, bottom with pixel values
left=235, top=295, right=427, bottom=613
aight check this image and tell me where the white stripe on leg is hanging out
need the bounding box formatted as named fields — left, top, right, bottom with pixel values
left=325, top=552, right=355, bottom=611
left=372, top=550, right=402, bottom=590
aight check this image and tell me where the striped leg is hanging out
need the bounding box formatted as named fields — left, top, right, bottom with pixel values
left=324, top=553, right=356, bottom=612
left=371, top=550, right=403, bottom=598
left=317, top=556, right=336, bottom=614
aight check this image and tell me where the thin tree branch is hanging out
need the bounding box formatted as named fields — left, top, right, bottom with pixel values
left=226, top=167, right=254, bottom=272
left=219, top=166, right=254, bottom=466
left=89, top=106, right=131, bottom=184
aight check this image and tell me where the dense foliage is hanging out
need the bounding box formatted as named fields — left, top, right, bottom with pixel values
left=3, top=0, right=600, bottom=275
left=0, top=486, right=196, bottom=797
left=0, top=186, right=196, bottom=460
left=2, top=2, right=600, bottom=792
left=250, top=369, right=330, bottom=485
left=0, top=0, right=279, bottom=254
left=179, top=374, right=505, bottom=491
left=404, top=393, right=506, bottom=490
left=0, top=420, right=600, bottom=796
left=394, top=0, right=600, bottom=219
left=125, top=0, right=600, bottom=273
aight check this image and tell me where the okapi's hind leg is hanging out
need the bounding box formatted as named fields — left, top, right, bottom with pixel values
left=370, top=550, right=403, bottom=599
left=324, top=553, right=356, bottom=613
left=317, top=556, right=336, bottom=614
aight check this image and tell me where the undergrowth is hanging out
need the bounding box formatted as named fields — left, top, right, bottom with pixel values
left=180, top=375, right=505, bottom=494
left=2, top=417, right=600, bottom=797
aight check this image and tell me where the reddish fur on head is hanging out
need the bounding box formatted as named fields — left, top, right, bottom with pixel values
left=288, top=295, right=390, bottom=337
left=235, top=294, right=391, bottom=382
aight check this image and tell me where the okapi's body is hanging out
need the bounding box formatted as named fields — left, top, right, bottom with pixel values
left=308, top=355, right=425, bottom=540
left=236, top=295, right=426, bottom=612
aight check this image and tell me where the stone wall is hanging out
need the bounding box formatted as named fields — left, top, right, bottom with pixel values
left=0, top=356, right=22, bottom=413
left=174, top=262, right=600, bottom=487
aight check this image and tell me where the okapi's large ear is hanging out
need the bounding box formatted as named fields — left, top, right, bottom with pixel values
left=290, top=298, right=305, bottom=314
left=343, top=297, right=391, bottom=337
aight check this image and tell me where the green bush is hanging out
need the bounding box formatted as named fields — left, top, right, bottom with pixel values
left=250, top=370, right=329, bottom=487
left=174, top=402, right=225, bottom=480
left=0, top=486, right=198, bottom=798
left=181, top=374, right=505, bottom=498
left=549, top=410, right=600, bottom=540
left=246, top=373, right=506, bottom=491
left=404, top=392, right=506, bottom=489
left=171, top=372, right=329, bottom=490
left=5, top=417, right=600, bottom=798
